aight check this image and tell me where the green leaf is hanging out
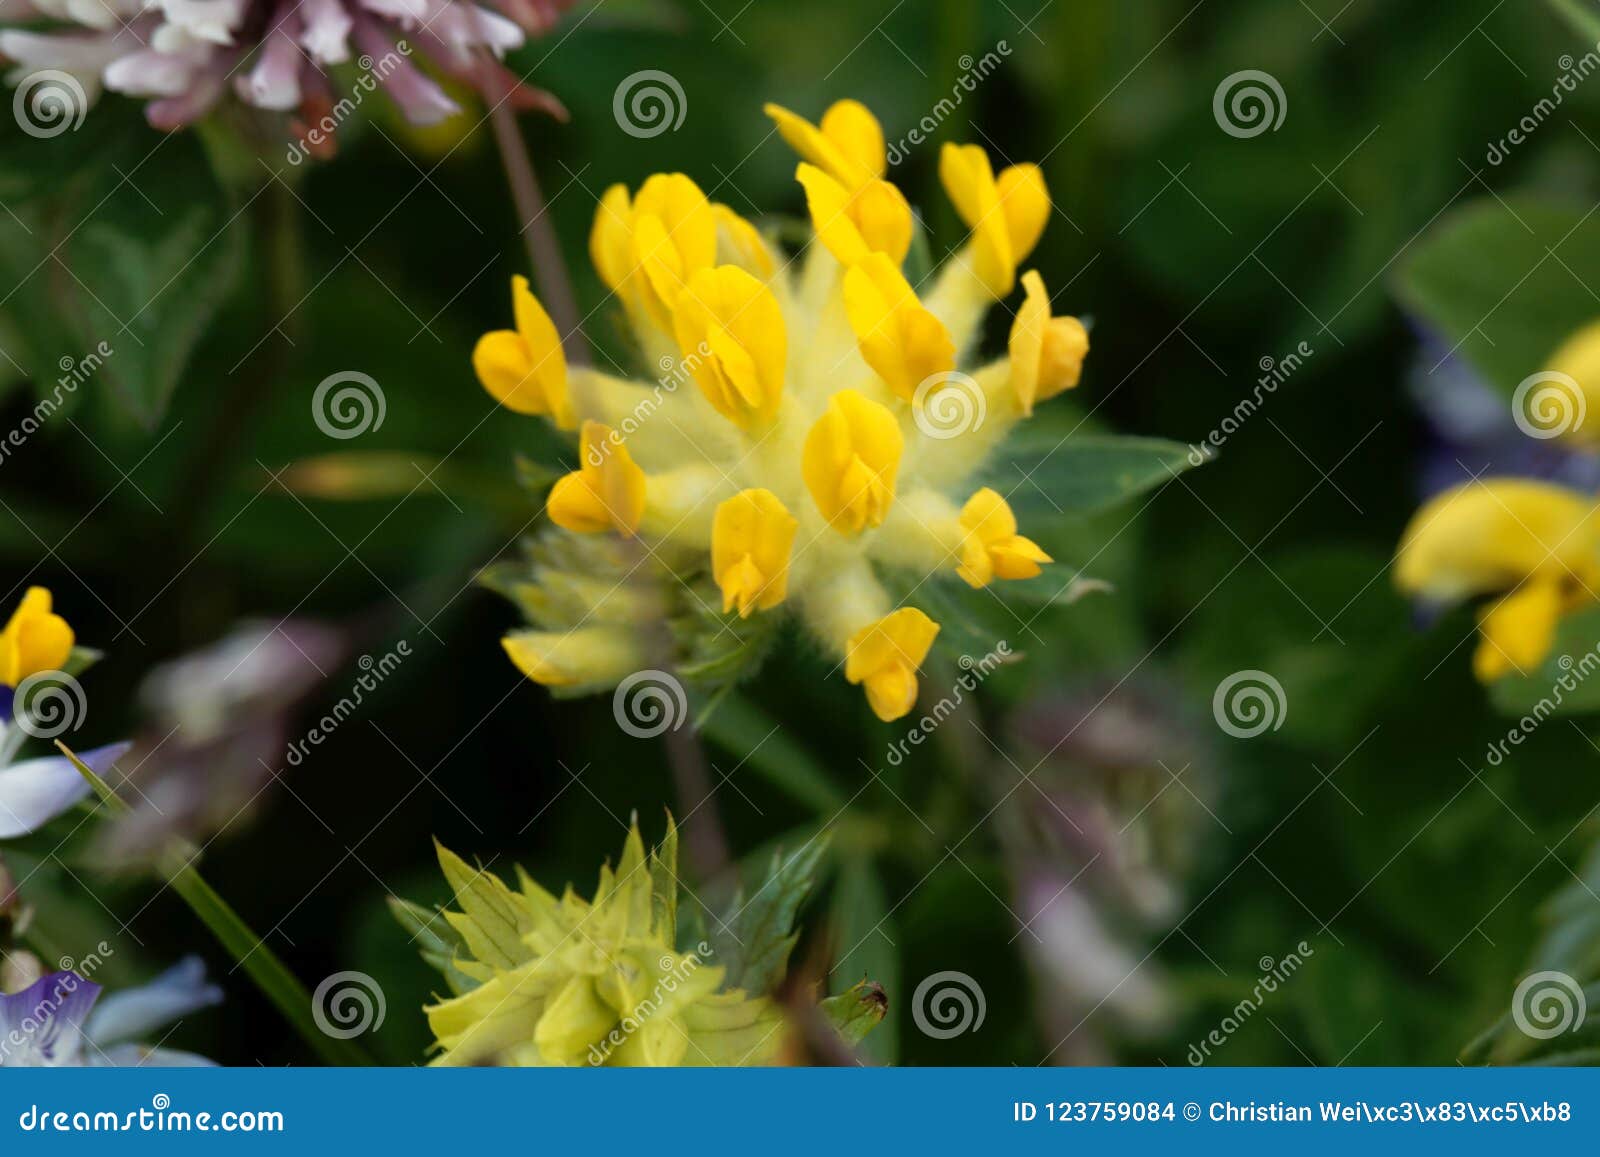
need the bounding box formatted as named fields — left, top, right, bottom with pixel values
left=387, top=896, right=475, bottom=996
left=1395, top=196, right=1600, bottom=398
left=0, top=106, right=243, bottom=427
left=982, top=432, right=1202, bottom=520
left=1549, top=0, right=1600, bottom=40
left=714, top=832, right=832, bottom=995
left=819, top=980, right=889, bottom=1047
left=1488, top=605, right=1600, bottom=716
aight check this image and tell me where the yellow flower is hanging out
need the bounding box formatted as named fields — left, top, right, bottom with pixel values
left=795, top=163, right=912, bottom=268
left=1395, top=478, right=1600, bottom=680
left=476, top=101, right=1101, bottom=721
left=940, top=144, right=1049, bottom=297
left=842, top=253, right=955, bottom=401
left=420, top=820, right=788, bottom=1066
left=957, top=488, right=1052, bottom=588
left=846, top=608, right=940, bottom=722
left=713, top=489, right=798, bottom=617
left=763, top=99, right=885, bottom=190
left=671, top=265, right=788, bottom=427
left=547, top=421, right=647, bottom=537
left=1542, top=319, right=1600, bottom=444
left=802, top=389, right=904, bottom=534
left=1009, top=270, right=1089, bottom=414
left=0, top=587, right=73, bottom=688
left=589, top=173, right=717, bottom=333
left=471, top=275, right=575, bottom=428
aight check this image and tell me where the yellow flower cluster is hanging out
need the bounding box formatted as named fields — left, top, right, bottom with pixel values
left=473, top=100, right=1091, bottom=721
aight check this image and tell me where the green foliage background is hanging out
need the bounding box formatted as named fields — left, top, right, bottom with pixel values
left=4, top=0, right=1600, bottom=1065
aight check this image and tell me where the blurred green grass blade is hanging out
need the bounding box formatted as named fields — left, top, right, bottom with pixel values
left=701, top=694, right=846, bottom=812
left=1549, top=0, right=1600, bottom=40
left=59, top=741, right=373, bottom=1067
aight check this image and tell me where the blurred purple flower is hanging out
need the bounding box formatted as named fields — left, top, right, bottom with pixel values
left=0, top=0, right=578, bottom=133
left=0, top=957, right=220, bottom=1066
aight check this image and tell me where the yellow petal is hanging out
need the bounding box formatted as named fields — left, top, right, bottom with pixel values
left=764, top=100, right=882, bottom=189
left=0, top=586, right=73, bottom=687
left=956, top=488, right=1050, bottom=588
left=472, top=277, right=574, bottom=427
left=1473, top=580, right=1565, bottom=682
left=1542, top=319, right=1600, bottom=443
left=547, top=422, right=647, bottom=536
left=796, top=164, right=911, bottom=268
left=673, top=265, right=787, bottom=426
left=589, top=183, right=635, bottom=291
left=842, top=253, right=954, bottom=400
left=845, top=607, right=940, bottom=722
left=712, top=488, right=797, bottom=616
left=713, top=204, right=775, bottom=278
left=1009, top=270, right=1088, bottom=414
left=802, top=389, right=903, bottom=533
left=1395, top=479, right=1600, bottom=601
left=501, top=626, right=642, bottom=688
left=940, top=143, right=1043, bottom=296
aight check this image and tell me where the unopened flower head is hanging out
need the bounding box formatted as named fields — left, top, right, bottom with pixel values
left=474, top=99, right=1090, bottom=722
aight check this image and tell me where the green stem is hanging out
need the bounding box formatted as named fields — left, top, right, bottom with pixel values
left=58, top=741, right=373, bottom=1067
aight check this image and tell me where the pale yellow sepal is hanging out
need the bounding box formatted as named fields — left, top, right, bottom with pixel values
left=795, top=163, right=912, bottom=268
left=712, top=488, right=798, bottom=617
left=0, top=586, right=73, bottom=688
left=547, top=421, right=648, bottom=537
left=845, top=607, right=940, bottom=722
left=957, top=487, right=1051, bottom=588
left=472, top=275, right=576, bottom=428
left=802, top=389, right=904, bottom=534
left=763, top=99, right=885, bottom=189
left=501, top=625, right=644, bottom=688
left=672, top=265, right=788, bottom=427
left=842, top=253, right=955, bottom=402
left=939, top=144, right=1049, bottom=297
left=1009, top=270, right=1089, bottom=414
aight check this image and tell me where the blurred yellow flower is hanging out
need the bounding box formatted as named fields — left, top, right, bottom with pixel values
left=0, top=587, right=73, bottom=688
left=1395, top=478, right=1600, bottom=681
